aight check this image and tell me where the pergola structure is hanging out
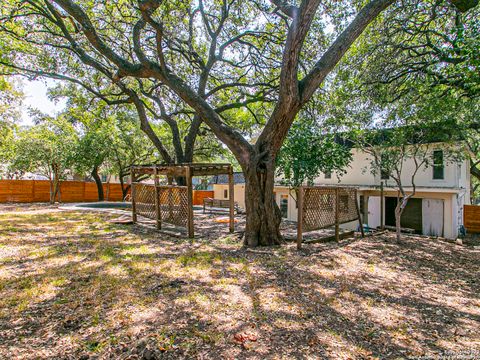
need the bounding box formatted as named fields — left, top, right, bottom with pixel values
left=130, top=163, right=234, bottom=238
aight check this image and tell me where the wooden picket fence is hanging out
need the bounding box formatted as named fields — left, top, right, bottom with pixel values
left=0, top=180, right=128, bottom=203
left=464, top=205, right=480, bottom=234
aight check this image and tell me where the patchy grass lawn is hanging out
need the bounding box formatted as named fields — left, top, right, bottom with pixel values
left=0, top=205, right=479, bottom=359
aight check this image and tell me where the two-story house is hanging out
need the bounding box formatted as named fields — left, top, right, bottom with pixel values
left=214, top=141, right=470, bottom=239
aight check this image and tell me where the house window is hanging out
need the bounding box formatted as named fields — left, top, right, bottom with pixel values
left=101, top=174, right=107, bottom=182
left=280, top=194, right=288, bottom=218
left=433, top=150, right=444, bottom=180
left=324, top=171, right=332, bottom=179
left=224, top=189, right=228, bottom=199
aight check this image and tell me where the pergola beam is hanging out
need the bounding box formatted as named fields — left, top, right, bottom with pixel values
left=131, top=163, right=232, bottom=177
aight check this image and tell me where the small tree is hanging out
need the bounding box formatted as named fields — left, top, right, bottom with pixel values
left=11, top=116, right=77, bottom=203
left=109, top=113, right=158, bottom=199
left=73, top=123, right=113, bottom=201
left=276, top=118, right=352, bottom=192
left=61, top=99, right=115, bottom=201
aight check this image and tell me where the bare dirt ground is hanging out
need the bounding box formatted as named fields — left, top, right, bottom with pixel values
left=0, top=204, right=479, bottom=359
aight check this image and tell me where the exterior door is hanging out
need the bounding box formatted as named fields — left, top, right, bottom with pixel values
left=422, top=199, right=444, bottom=237
left=368, top=196, right=381, bottom=229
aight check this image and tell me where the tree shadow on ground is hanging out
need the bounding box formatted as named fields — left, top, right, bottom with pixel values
left=0, top=208, right=478, bottom=359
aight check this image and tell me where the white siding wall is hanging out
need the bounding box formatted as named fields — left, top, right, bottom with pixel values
left=213, top=184, right=461, bottom=239
left=361, top=190, right=457, bottom=239
left=212, top=143, right=468, bottom=240
left=213, top=184, right=246, bottom=210
left=314, top=147, right=466, bottom=190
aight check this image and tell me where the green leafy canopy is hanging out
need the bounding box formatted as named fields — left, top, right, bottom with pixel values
left=276, top=118, right=352, bottom=188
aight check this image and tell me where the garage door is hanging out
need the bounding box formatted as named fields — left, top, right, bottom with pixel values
left=385, top=197, right=423, bottom=234
left=422, top=199, right=444, bottom=237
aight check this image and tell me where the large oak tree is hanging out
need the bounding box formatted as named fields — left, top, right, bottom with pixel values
left=1, top=0, right=474, bottom=246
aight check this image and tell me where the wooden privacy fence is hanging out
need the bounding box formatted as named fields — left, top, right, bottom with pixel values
left=0, top=179, right=128, bottom=203
left=297, top=186, right=363, bottom=249
left=193, top=190, right=214, bottom=206
left=464, top=205, right=480, bottom=233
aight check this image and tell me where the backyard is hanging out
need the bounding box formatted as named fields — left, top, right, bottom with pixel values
left=0, top=204, right=478, bottom=359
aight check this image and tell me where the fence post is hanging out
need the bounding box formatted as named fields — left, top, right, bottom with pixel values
left=355, top=189, right=365, bottom=238
left=335, top=187, right=340, bottom=242
left=297, top=187, right=304, bottom=249
left=186, top=166, right=195, bottom=238
left=167, top=176, right=173, bottom=221
left=131, top=169, right=137, bottom=223
left=228, top=166, right=235, bottom=233
left=154, top=167, right=161, bottom=230
left=380, top=181, right=384, bottom=230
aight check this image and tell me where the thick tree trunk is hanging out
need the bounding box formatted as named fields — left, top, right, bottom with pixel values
left=91, top=166, right=104, bottom=201
left=242, top=159, right=283, bottom=247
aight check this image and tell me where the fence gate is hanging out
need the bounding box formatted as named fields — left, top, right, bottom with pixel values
left=132, top=183, right=189, bottom=231
left=297, top=186, right=363, bottom=249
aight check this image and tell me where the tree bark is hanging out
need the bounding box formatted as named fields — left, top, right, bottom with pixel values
left=49, top=180, right=55, bottom=204
left=118, top=172, right=130, bottom=200
left=123, top=184, right=131, bottom=200
left=91, top=165, right=104, bottom=201
left=394, top=203, right=402, bottom=243
left=51, top=178, right=61, bottom=204
left=50, top=165, right=61, bottom=204
left=470, top=160, right=480, bottom=182
left=242, top=156, right=283, bottom=247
